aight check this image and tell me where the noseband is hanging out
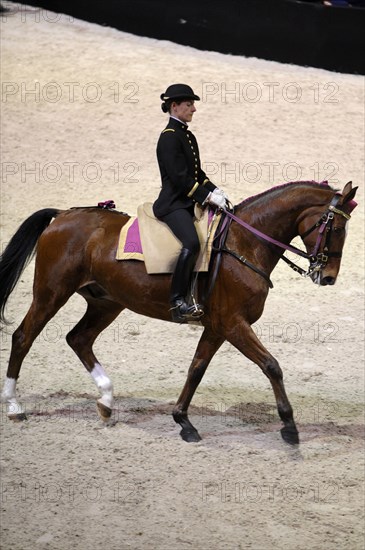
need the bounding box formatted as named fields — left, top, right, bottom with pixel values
left=218, top=192, right=352, bottom=285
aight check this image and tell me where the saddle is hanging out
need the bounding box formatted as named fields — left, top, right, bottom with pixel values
left=116, top=203, right=220, bottom=274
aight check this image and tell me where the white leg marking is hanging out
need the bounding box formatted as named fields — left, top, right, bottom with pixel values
left=90, top=363, right=113, bottom=409
left=1, top=377, right=26, bottom=416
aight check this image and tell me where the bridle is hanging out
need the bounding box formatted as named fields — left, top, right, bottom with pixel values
left=281, top=192, right=351, bottom=279
left=213, top=191, right=352, bottom=288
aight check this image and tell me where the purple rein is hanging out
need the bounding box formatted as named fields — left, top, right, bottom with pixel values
left=223, top=191, right=356, bottom=262
left=223, top=210, right=310, bottom=259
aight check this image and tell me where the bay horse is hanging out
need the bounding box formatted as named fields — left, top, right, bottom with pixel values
left=0, top=181, right=357, bottom=445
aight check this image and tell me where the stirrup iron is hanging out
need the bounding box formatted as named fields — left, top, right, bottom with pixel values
left=170, top=299, right=204, bottom=323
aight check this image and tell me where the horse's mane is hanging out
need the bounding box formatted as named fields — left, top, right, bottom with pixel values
left=236, top=180, right=336, bottom=209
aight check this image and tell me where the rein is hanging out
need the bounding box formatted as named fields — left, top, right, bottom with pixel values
left=223, top=210, right=309, bottom=259
left=212, top=191, right=352, bottom=288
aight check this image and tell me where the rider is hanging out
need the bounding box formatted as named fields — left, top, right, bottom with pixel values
left=153, top=83, right=228, bottom=323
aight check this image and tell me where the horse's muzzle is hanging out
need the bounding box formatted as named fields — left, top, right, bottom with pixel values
left=309, top=270, right=337, bottom=286
left=320, top=275, right=336, bottom=286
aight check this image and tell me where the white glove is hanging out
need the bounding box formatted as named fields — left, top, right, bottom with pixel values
left=207, top=189, right=227, bottom=209
left=214, top=188, right=230, bottom=202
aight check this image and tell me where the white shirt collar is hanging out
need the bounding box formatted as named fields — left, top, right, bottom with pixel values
left=170, top=115, right=188, bottom=127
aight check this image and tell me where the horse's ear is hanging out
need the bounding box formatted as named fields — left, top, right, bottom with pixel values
left=341, top=181, right=358, bottom=204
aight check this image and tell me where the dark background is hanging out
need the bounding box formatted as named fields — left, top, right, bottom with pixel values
left=3, top=0, right=365, bottom=75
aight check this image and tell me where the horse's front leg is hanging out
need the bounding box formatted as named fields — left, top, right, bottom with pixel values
left=173, top=328, right=225, bottom=442
left=226, top=319, right=299, bottom=445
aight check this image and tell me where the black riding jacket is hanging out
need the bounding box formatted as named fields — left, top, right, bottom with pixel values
left=153, top=117, right=216, bottom=217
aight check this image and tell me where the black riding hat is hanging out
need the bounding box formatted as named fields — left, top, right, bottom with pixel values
left=160, top=84, right=200, bottom=102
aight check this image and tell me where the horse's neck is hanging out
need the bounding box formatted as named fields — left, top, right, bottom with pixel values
left=241, top=202, right=297, bottom=244
left=227, top=185, right=334, bottom=279
left=236, top=185, right=332, bottom=243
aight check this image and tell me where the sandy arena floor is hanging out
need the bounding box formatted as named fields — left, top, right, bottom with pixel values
left=0, top=5, right=364, bottom=550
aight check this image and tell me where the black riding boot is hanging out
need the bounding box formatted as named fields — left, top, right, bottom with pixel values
left=170, top=247, right=204, bottom=323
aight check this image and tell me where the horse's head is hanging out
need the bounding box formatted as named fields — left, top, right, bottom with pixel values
left=298, top=181, right=358, bottom=286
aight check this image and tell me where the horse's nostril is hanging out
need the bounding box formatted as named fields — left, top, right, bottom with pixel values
left=321, top=276, right=335, bottom=286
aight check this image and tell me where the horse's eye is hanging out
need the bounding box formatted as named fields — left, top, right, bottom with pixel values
left=333, top=227, right=344, bottom=233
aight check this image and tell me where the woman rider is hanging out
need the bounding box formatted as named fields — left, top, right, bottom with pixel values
left=153, top=83, right=228, bottom=323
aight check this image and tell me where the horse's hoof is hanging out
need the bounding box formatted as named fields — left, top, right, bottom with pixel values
left=8, top=413, right=27, bottom=422
left=280, top=426, right=300, bottom=445
left=97, top=401, right=112, bottom=421
left=180, top=429, right=202, bottom=443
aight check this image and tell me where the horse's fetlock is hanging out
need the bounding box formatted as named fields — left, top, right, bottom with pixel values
left=278, top=404, right=294, bottom=423
left=172, top=408, right=185, bottom=424
left=2, top=377, right=17, bottom=401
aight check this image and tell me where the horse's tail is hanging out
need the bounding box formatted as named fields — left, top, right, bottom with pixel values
left=0, top=208, right=60, bottom=325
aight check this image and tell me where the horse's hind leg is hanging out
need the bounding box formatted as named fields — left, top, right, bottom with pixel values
left=172, top=327, right=225, bottom=442
left=2, top=286, right=76, bottom=420
left=66, top=293, right=124, bottom=421
left=226, top=320, right=299, bottom=445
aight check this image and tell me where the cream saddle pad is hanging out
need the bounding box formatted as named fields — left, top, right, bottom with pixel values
left=116, top=203, right=220, bottom=274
